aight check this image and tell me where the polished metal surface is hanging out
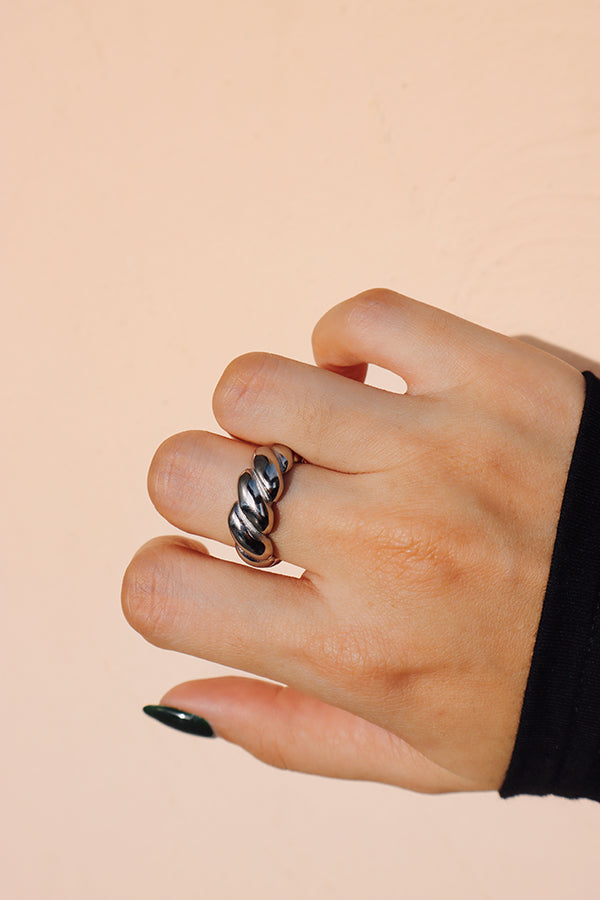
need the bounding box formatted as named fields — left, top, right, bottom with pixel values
left=228, top=444, right=301, bottom=567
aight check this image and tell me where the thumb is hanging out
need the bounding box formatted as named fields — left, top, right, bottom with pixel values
left=146, top=676, right=475, bottom=795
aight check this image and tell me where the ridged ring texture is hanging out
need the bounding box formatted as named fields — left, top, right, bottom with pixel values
left=228, top=444, right=301, bottom=567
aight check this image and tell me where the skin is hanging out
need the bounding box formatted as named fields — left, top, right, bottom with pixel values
left=121, top=288, right=586, bottom=794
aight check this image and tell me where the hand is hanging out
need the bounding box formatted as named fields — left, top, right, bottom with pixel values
left=122, top=288, right=586, bottom=794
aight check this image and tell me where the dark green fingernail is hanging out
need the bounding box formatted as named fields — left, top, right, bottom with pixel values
left=143, top=705, right=216, bottom=737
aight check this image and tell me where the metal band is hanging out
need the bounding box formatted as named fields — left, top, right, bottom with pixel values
left=228, top=444, right=301, bottom=567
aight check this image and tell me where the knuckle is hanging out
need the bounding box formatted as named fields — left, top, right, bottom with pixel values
left=121, top=538, right=183, bottom=645
left=295, top=392, right=333, bottom=447
left=359, top=499, right=458, bottom=590
left=212, top=351, right=276, bottom=420
left=148, top=430, right=211, bottom=511
left=400, top=523, right=454, bottom=580
left=344, top=288, right=402, bottom=329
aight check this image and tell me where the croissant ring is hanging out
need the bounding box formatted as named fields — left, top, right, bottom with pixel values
left=228, top=444, right=303, bottom=567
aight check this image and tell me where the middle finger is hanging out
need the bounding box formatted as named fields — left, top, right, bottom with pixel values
left=211, top=351, right=423, bottom=472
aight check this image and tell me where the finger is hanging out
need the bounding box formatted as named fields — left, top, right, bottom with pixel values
left=211, top=350, right=422, bottom=471
left=123, top=537, right=439, bottom=746
left=147, top=429, right=354, bottom=571
left=311, top=288, right=508, bottom=395
left=122, top=536, right=327, bottom=691
left=154, top=676, right=475, bottom=794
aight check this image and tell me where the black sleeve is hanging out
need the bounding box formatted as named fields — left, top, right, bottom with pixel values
left=499, top=370, right=600, bottom=802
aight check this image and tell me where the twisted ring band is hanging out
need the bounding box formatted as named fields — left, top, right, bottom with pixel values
left=228, top=444, right=303, bottom=567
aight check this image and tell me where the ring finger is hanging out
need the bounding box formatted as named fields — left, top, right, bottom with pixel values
left=148, top=428, right=355, bottom=573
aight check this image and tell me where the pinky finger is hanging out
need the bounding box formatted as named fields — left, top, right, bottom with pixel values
left=146, top=676, right=478, bottom=795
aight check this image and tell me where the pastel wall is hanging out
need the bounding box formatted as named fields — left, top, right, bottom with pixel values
left=2, top=2, right=599, bottom=897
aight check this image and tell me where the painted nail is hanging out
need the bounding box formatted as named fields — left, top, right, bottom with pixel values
left=143, top=705, right=216, bottom=737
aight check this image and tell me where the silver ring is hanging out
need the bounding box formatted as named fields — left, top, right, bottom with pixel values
left=228, top=444, right=302, bottom=567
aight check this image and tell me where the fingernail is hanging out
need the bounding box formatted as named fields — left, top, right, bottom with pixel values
left=143, top=705, right=216, bottom=737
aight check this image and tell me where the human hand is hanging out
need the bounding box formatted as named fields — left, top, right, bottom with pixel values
left=122, top=289, right=586, bottom=794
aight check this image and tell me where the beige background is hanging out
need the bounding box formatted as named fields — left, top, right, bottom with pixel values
left=2, top=1, right=600, bottom=897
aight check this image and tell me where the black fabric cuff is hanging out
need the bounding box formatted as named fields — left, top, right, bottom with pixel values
left=499, top=370, right=600, bottom=802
